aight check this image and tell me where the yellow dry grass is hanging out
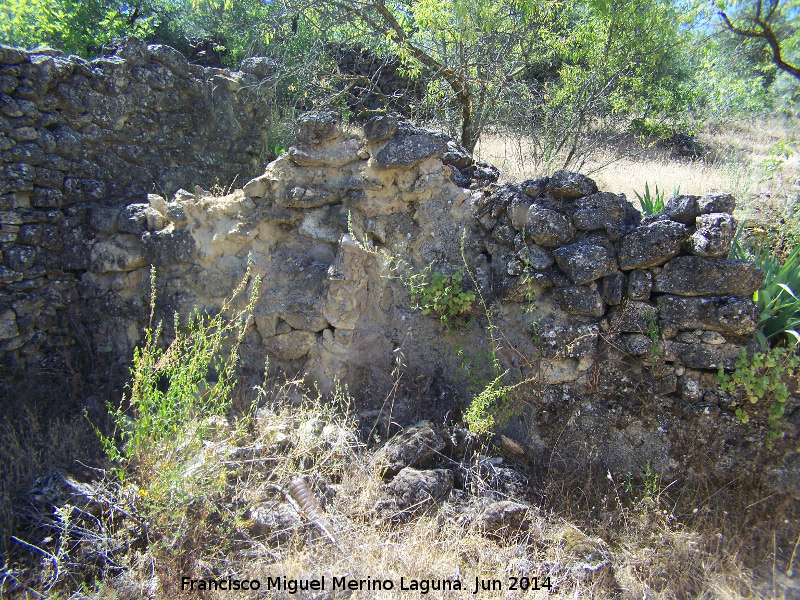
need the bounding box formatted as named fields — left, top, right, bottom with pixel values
left=474, top=116, right=800, bottom=218
left=69, top=387, right=796, bottom=600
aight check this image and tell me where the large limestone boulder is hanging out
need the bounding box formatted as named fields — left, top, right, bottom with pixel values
left=653, top=256, right=764, bottom=296
left=381, top=467, right=453, bottom=509
left=546, top=170, right=598, bottom=199
left=618, top=216, right=690, bottom=269
left=294, top=110, right=342, bottom=146
left=525, top=207, right=575, bottom=247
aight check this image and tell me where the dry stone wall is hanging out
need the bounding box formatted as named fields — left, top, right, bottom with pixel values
left=1, top=73, right=789, bottom=480
left=0, top=38, right=272, bottom=364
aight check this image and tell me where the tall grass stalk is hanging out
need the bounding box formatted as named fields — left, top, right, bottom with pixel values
left=99, top=260, right=261, bottom=480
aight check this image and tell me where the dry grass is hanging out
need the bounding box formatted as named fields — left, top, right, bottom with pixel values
left=474, top=116, right=800, bottom=219
left=7, top=375, right=795, bottom=600
left=0, top=402, right=105, bottom=558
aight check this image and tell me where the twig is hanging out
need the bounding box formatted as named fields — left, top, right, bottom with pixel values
left=0, top=569, right=47, bottom=600
left=10, top=537, right=59, bottom=589
left=788, top=528, right=800, bottom=577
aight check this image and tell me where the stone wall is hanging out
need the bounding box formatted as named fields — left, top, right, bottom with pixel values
left=2, top=79, right=793, bottom=481
left=0, top=38, right=272, bottom=365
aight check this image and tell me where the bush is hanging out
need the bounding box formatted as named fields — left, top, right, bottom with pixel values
left=635, top=182, right=672, bottom=216
left=99, top=262, right=260, bottom=479
left=407, top=267, right=476, bottom=326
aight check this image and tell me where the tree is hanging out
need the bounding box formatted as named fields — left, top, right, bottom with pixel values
left=291, top=0, right=564, bottom=152
left=717, top=0, right=800, bottom=82
left=290, top=0, right=694, bottom=160
left=0, top=0, right=158, bottom=56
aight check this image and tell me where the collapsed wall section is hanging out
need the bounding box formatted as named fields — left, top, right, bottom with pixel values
left=0, top=38, right=272, bottom=366
left=7, top=107, right=781, bottom=479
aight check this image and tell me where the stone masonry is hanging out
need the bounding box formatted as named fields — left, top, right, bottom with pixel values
left=1, top=40, right=789, bottom=481
left=0, top=38, right=272, bottom=361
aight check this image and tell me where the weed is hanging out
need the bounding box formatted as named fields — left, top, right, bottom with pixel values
left=760, top=140, right=794, bottom=182
left=348, top=213, right=474, bottom=326
left=98, top=261, right=260, bottom=481
left=406, top=266, right=475, bottom=326
left=635, top=182, right=667, bottom=215
left=733, top=241, right=800, bottom=349
left=641, top=462, right=661, bottom=500
left=717, top=346, right=800, bottom=447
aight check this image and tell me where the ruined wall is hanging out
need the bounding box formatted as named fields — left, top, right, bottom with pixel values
left=0, top=38, right=272, bottom=365
left=5, top=106, right=785, bottom=480
left=2, top=73, right=794, bottom=483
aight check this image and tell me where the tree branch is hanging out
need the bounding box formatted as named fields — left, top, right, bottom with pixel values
left=718, top=8, right=800, bottom=81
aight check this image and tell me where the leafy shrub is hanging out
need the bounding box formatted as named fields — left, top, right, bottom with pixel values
left=732, top=240, right=800, bottom=349
left=407, top=267, right=476, bottom=326
left=629, top=117, right=676, bottom=141
left=718, top=347, right=799, bottom=447
left=89, top=262, right=262, bottom=576
left=349, top=213, right=475, bottom=326
left=760, top=140, right=794, bottom=182
left=99, top=262, right=260, bottom=478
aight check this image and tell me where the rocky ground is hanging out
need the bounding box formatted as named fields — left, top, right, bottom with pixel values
left=3, top=378, right=799, bottom=599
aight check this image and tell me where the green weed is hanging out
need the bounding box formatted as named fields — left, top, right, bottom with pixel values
left=760, top=140, right=794, bottom=182
left=718, top=346, right=800, bottom=447
left=741, top=243, right=800, bottom=349
left=635, top=182, right=666, bottom=215
left=99, top=261, right=260, bottom=479
left=348, top=212, right=474, bottom=326
left=406, top=266, right=476, bottom=326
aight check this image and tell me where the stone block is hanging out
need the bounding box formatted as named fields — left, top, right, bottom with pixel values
left=657, top=295, right=759, bottom=336
left=553, top=239, right=618, bottom=285
left=554, top=285, right=605, bottom=317
left=374, top=126, right=448, bottom=169
left=687, top=212, right=735, bottom=257
left=141, top=227, right=195, bottom=266
left=609, top=301, right=658, bottom=334
left=295, top=110, right=342, bottom=146
left=618, top=217, right=689, bottom=270
left=524, top=207, right=575, bottom=248
left=653, top=256, right=764, bottom=296
left=545, top=170, right=597, bottom=199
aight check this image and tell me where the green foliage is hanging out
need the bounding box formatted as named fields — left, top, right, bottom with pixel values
left=407, top=267, right=475, bottom=325
left=641, top=462, right=662, bottom=501
left=629, top=117, right=693, bottom=142
left=383, top=255, right=475, bottom=326
left=688, top=27, right=778, bottom=121
left=99, top=261, right=260, bottom=478
left=714, top=0, right=800, bottom=86
left=635, top=182, right=671, bottom=215
left=717, top=346, right=799, bottom=447
left=760, top=140, right=795, bottom=182
left=0, top=0, right=156, bottom=56
left=753, top=244, right=800, bottom=349
left=349, top=213, right=474, bottom=326
left=87, top=261, right=263, bottom=577
left=731, top=239, right=800, bottom=349
left=463, top=371, right=510, bottom=434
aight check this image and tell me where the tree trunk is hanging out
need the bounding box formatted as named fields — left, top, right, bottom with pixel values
left=460, top=92, right=478, bottom=154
